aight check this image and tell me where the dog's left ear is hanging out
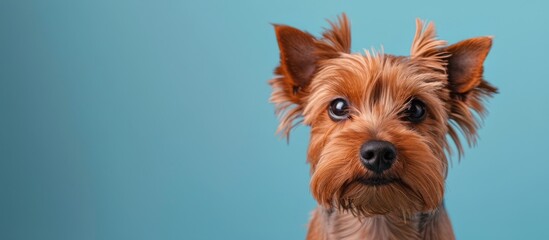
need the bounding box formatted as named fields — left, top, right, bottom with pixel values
left=444, top=37, right=493, bottom=95
left=443, top=37, right=498, bottom=153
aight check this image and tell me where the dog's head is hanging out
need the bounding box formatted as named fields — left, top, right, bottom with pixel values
left=270, top=14, right=496, bottom=216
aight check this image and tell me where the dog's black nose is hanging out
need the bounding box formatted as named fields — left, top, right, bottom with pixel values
left=360, top=140, right=397, bottom=174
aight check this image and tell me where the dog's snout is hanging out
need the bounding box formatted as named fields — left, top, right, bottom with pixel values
left=360, top=140, right=397, bottom=174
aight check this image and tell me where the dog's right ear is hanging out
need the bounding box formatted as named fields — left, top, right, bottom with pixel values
left=270, top=14, right=351, bottom=138
left=270, top=25, right=319, bottom=138
left=273, top=25, right=318, bottom=100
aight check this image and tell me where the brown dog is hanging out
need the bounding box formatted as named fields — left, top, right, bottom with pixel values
left=269, top=14, right=496, bottom=239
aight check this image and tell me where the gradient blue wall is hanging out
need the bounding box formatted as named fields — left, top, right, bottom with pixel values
left=1, top=0, right=548, bottom=239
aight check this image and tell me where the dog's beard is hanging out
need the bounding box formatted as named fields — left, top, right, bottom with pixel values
left=310, top=136, right=445, bottom=217
left=339, top=179, right=426, bottom=217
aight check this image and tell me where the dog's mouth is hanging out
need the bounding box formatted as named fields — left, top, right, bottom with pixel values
left=357, top=176, right=399, bottom=186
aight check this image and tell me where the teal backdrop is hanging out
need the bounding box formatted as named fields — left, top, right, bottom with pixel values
left=1, top=0, right=548, bottom=239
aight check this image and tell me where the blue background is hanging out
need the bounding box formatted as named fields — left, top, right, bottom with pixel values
left=1, top=0, right=547, bottom=239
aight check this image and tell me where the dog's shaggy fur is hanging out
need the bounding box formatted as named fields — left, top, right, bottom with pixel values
left=269, top=14, right=496, bottom=239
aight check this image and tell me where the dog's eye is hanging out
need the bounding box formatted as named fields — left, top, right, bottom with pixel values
left=403, top=99, right=426, bottom=123
left=328, top=98, right=350, bottom=121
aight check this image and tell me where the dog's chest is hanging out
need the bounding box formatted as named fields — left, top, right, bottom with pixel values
left=323, top=210, right=420, bottom=240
